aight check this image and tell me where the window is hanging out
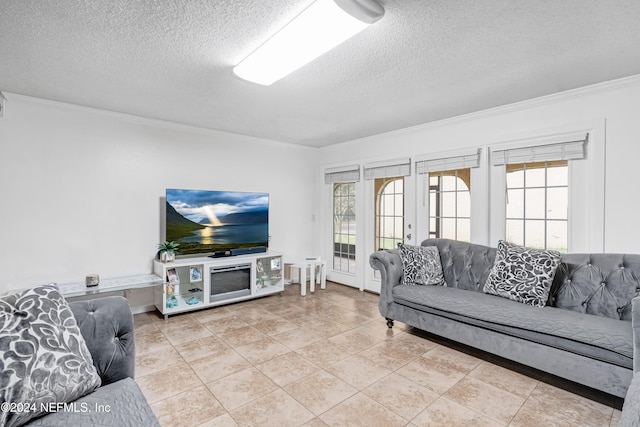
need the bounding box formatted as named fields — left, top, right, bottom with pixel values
left=416, top=148, right=480, bottom=243
left=429, top=168, right=471, bottom=241
left=491, top=132, right=588, bottom=252
left=333, top=182, right=356, bottom=273
left=374, top=177, right=404, bottom=251
left=505, top=160, right=568, bottom=252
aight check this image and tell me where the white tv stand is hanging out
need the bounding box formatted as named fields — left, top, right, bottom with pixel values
left=152, top=251, right=283, bottom=320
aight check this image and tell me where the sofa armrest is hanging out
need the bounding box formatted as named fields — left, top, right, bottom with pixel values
left=632, top=296, right=640, bottom=373
left=620, top=371, right=640, bottom=426
left=69, top=296, right=135, bottom=386
left=370, top=249, right=403, bottom=315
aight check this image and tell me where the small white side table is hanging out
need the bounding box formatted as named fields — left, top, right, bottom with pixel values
left=287, top=257, right=326, bottom=296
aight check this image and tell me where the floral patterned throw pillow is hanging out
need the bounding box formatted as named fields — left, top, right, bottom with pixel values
left=483, top=240, right=561, bottom=307
left=0, top=283, right=101, bottom=427
left=399, top=244, right=446, bottom=286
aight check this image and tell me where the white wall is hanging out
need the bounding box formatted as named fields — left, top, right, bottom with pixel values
left=0, top=95, right=317, bottom=293
left=317, top=75, right=640, bottom=287
left=4, top=74, right=640, bottom=296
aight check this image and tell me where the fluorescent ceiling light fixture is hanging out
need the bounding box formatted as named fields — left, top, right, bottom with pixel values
left=233, top=0, right=385, bottom=85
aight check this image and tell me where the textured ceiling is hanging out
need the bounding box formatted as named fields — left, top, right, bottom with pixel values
left=1, top=0, right=640, bottom=147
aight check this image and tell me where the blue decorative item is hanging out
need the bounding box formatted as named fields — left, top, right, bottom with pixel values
left=166, top=296, right=178, bottom=308
left=186, top=296, right=200, bottom=305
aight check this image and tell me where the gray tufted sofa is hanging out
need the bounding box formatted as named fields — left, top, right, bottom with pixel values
left=24, top=296, right=160, bottom=427
left=370, top=238, right=640, bottom=398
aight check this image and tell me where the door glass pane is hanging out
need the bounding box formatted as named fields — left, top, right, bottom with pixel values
left=457, top=192, right=471, bottom=217
left=441, top=175, right=457, bottom=191
left=395, top=195, right=404, bottom=215
left=383, top=217, right=394, bottom=237
left=442, top=192, right=456, bottom=217
left=457, top=218, right=471, bottom=242
left=441, top=218, right=456, bottom=239
left=382, top=194, right=392, bottom=212
left=333, top=182, right=356, bottom=274
left=394, top=217, right=403, bottom=238
left=375, top=177, right=404, bottom=252
left=428, top=168, right=471, bottom=242
left=429, top=192, right=437, bottom=216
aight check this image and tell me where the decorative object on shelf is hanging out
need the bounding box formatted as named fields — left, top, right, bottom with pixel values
left=186, top=296, right=200, bottom=305
left=166, top=295, right=178, bottom=308
left=166, top=283, right=175, bottom=296
left=85, top=274, right=100, bottom=287
left=190, top=266, right=202, bottom=282
left=166, top=268, right=180, bottom=285
left=157, top=241, right=180, bottom=263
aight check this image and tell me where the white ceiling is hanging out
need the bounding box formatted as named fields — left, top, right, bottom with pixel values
left=1, top=1, right=640, bottom=147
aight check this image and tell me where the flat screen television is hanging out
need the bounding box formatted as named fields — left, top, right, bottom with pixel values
left=165, top=188, right=269, bottom=257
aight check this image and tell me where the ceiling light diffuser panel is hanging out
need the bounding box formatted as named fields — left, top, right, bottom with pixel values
left=233, top=0, right=385, bottom=86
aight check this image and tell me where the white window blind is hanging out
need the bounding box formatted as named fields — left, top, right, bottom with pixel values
left=415, top=148, right=481, bottom=174
left=363, top=158, right=411, bottom=180
left=325, top=165, right=360, bottom=184
left=491, top=133, right=587, bottom=166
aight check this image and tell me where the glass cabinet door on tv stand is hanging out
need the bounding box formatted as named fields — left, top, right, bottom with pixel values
left=155, top=264, right=205, bottom=318
left=255, top=254, right=283, bottom=295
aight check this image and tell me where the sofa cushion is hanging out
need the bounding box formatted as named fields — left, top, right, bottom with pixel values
left=483, top=240, right=561, bottom=307
left=421, top=239, right=496, bottom=292
left=399, top=244, right=445, bottom=286
left=23, top=377, right=160, bottom=427
left=0, top=284, right=101, bottom=427
left=393, top=284, right=633, bottom=368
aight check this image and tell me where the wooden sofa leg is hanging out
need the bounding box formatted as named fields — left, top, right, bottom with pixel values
left=386, top=318, right=394, bottom=328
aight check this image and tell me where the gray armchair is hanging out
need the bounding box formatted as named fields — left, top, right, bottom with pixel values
left=24, top=296, right=160, bottom=427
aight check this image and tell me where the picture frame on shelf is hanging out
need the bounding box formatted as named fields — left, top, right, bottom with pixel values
left=167, top=268, right=180, bottom=284
left=190, top=266, right=203, bottom=282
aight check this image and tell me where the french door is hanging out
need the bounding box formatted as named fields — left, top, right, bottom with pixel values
left=364, top=175, right=415, bottom=293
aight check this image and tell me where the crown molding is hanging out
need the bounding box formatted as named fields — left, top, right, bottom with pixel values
left=3, top=92, right=313, bottom=151
left=338, top=73, right=640, bottom=146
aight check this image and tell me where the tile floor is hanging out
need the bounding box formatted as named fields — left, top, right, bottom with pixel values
left=134, top=281, right=624, bottom=427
